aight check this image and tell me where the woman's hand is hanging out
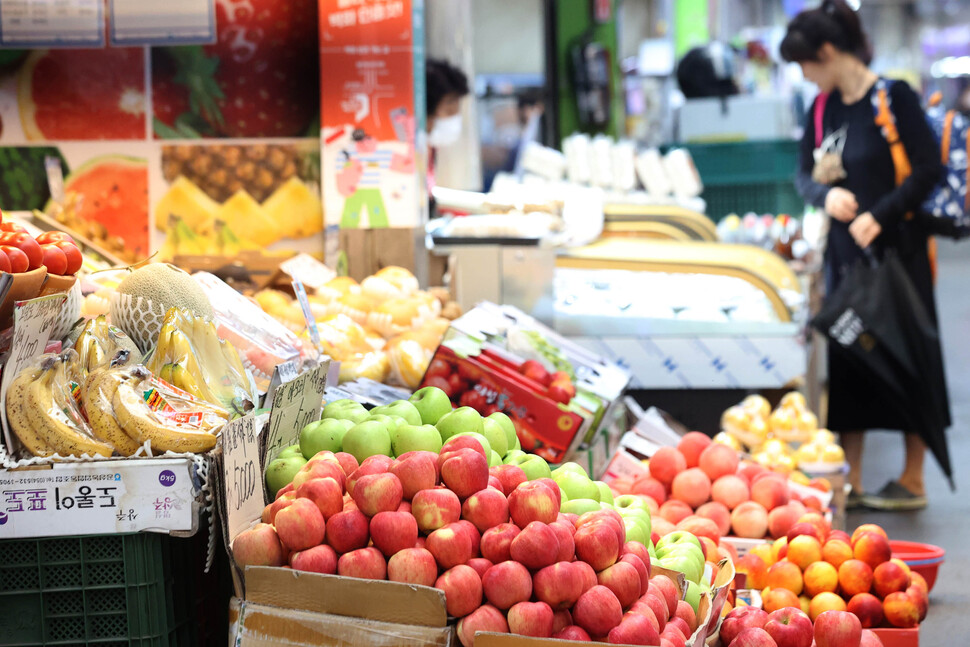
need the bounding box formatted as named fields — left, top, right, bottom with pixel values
left=825, top=187, right=858, bottom=222
left=849, top=212, right=882, bottom=248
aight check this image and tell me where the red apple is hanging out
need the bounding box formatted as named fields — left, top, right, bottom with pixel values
left=550, top=521, right=576, bottom=562
left=427, top=522, right=474, bottom=569
left=483, top=560, right=533, bottom=609
left=324, top=508, right=369, bottom=553
left=274, top=498, right=326, bottom=552
left=622, top=541, right=651, bottom=571
left=639, top=593, right=669, bottom=629
left=533, top=562, right=584, bottom=610
left=510, top=521, right=560, bottom=571
left=370, top=510, right=419, bottom=558
left=675, top=600, right=698, bottom=634
left=457, top=604, right=509, bottom=647
left=731, top=627, right=778, bottom=646
left=490, top=464, right=528, bottom=494
left=597, top=561, right=641, bottom=609
left=765, top=607, right=813, bottom=647
left=441, top=449, right=490, bottom=499
left=574, top=560, right=598, bottom=593
left=574, top=521, right=620, bottom=572
left=720, top=606, right=769, bottom=645
left=619, top=553, right=649, bottom=597
left=467, top=557, right=493, bottom=579
left=441, top=435, right=488, bottom=462
left=554, top=626, right=592, bottom=641
left=609, top=613, right=661, bottom=645
left=390, top=452, right=439, bottom=500
left=814, top=610, right=862, bottom=647
left=412, top=487, right=462, bottom=533
left=346, top=456, right=393, bottom=496
left=480, top=523, right=520, bottom=563
left=337, top=547, right=387, bottom=580
left=295, top=477, right=344, bottom=520
left=289, top=544, right=338, bottom=574
left=435, top=564, right=483, bottom=618
left=573, top=585, right=623, bottom=639
left=232, top=523, right=285, bottom=567
left=508, top=480, right=559, bottom=526
left=627, top=601, right=660, bottom=633
left=649, top=576, right=680, bottom=618
left=334, top=452, right=360, bottom=477
left=352, top=472, right=404, bottom=517
left=667, top=617, right=692, bottom=641
left=387, top=547, right=437, bottom=586
left=453, top=520, right=481, bottom=556
left=508, top=600, right=555, bottom=638
left=461, top=488, right=510, bottom=532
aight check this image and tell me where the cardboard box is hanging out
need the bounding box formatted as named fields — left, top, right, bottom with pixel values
left=339, top=226, right=429, bottom=283
left=231, top=567, right=453, bottom=647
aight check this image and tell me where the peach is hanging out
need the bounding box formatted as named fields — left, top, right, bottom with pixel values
left=767, top=503, right=802, bottom=540
left=809, top=592, right=846, bottom=621
left=909, top=571, right=929, bottom=595
left=696, top=502, right=731, bottom=536
left=803, top=561, right=839, bottom=597
left=658, top=499, right=693, bottom=525
left=749, top=543, right=774, bottom=567
left=718, top=540, right=739, bottom=564
left=827, top=530, right=852, bottom=544
left=711, top=475, right=750, bottom=510
left=274, top=498, right=326, bottom=552
left=771, top=537, right=788, bottom=563
left=851, top=524, right=888, bottom=544
left=847, top=593, right=884, bottom=628
left=232, top=523, right=285, bottom=567
left=698, top=444, right=740, bottom=481
left=738, top=461, right=768, bottom=484
left=821, top=539, right=853, bottom=569
left=699, top=536, right=720, bottom=563
left=838, top=559, right=874, bottom=597
left=763, top=587, right=801, bottom=613
left=677, top=432, right=713, bottom=468
left=787, top=535, right=823, bottom=570
left=630, top=476, right=667, bottom=504
left=799, top=595, right=811, bottom=616
left=796, top=513, right=831, bottom=539
left=883, top=592, right=919, bottom=628
left=648, top=447, right=687, bottom=486
left=676, top=515, right=721, bottom=544
left=670, top=468, right=712, bottom=508
left=767, top=560, right=803, bottom=596
left=873, top=561, right=910, bottom=599
left=787, top=522, right=824, bottom=544
left=735, top=553, right=768, bottom=589
left=730, top=501, right=769, bottom=539
left=906, top=585, right=929, bottom=622
left=853, top=532, right=892, bottom=570
left=751, top=476, right=790, bottom=512
left=652, top=516, right=676, bottom=538
left=889, top=558, right=912, bottom=579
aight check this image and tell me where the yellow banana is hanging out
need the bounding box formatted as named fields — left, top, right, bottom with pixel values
left=5, top=365, right=55, bottom=457
left=26, top=358, right=113, bottom=457
left=112, top=375, right=217, bottom=453
left=148, top=321, right=176, bottom=375
left=82, top=368, right=141, bottom=456
left=159, top=363, right=174, bottom=384
left=171, top=364, right=206, bottom=400
left=87, top=338, right=106, bottom=373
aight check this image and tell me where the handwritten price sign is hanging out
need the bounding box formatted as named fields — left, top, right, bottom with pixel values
left=263, top=361, right=329, bottom=464
left=221, top=413, right=265, bottom=542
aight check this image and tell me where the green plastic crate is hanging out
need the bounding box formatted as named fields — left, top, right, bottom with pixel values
left=702, top=181, right=804, bottom=221
left=0, top=533, right=191, bottom=647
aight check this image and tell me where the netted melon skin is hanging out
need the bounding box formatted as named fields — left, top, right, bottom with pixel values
left=109, top=292, right=169, bottom=353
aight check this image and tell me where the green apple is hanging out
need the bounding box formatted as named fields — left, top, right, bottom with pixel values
left=552, top=462, right=589, bottom=479
left=511, top=435, right=521, bottom=451
left=617, top=506, right=652, bottom=535
left=648, top=543, right=657, bottom=559
left=341, top=420, right=392, bottom=462
left=454, top=432, right=492, bottom=458
left=487, top=412, right=517, bottom=451
left=503, top=451, right=551, bottom=481
left=658, top=553, right=703, bottom=585
left=409, top=386, right=453, bottom=425
left=489, top=450, right=502, bottom=467
left=371, top=400, right=422, bottom=426
left=265, top=454, right=307, bottom=497
left=552, top=470, right=600, bottom=502
left=623, top=517, right=651, bottom=546
left=660, top=545, right=705, bottom=580
left=503, top=449, right=526, bottom=464
left=299, top=418, right=354, bottom=458
left=279, top=444, right=304, bottom=459
left=561, top=498, right=602, bottom=515
left=614, top=494, right=651, bottom=514
left=390, top=424, right=443, bottom=456
left=594, top=481, right=614, bottom=506
left=436, top=406, right=484, bottom=442
left=322, top=399, right=369, bottom=423
left=656, top=531, right=703, bottom=558
left=365, top=414, right=408, bottom=433
left=684, top=580, right=701, bottom=614
left=481, top=418, right=509, bottom=458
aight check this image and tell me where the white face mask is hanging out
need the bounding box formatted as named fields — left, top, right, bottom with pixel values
left=429, top=114, right=463, bottom=147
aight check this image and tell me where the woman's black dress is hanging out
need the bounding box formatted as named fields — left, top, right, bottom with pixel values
left=796, top=80, right=951, bottom=432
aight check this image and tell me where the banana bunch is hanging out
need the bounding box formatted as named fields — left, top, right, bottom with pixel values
left=146, top=308, right=256, bottom=415
left=7, top=351, right=114, bottom=458
left=73, top=315, right=143, bottom=379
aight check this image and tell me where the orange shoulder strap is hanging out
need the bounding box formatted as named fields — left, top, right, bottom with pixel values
left=874, top=85, right=913, bottom=186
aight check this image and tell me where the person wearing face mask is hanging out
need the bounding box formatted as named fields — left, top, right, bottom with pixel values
left=782, top=0, right=947, bottom=511
left=425, top=59, right=470, bottom=201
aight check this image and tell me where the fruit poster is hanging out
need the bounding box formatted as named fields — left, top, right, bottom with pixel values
left=320, top=0, right=426, bottom=228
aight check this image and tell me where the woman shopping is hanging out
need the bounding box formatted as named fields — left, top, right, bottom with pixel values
left=782, top=0, right=950, bottom=510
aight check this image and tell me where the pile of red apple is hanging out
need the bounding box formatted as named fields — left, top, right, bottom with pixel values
left=733, top=522, right=928, bottom=632
left=609, top=433, right=830, bottom=541
left=422, top=356, right=577, bottom=411
left=720, top=607, right=885, bottom=647
left=234, top=433, right=704, bottom=646
left=518, top=359, right=576, bottom=405
left=0, top=218, right=82, bottom=276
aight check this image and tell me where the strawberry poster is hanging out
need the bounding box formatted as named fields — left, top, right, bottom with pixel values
left=320, top=0, right=426, bottom=229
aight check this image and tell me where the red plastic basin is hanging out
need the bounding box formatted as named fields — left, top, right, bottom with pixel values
left=890, top=540, right=944, bottom=592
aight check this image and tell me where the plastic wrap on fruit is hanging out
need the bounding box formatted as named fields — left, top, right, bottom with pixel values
left=338, top=351, right=390, bottom=383
left=386, top=337, right=432, bottom=388
left=192, top=272, right=302, bottom=392
left=507, top=327, right=576, bottom=380
left=6, top=350, right=114, bottom=458
left=317, top=314, right=386, bottom=358
left=144, top=307, right=258, bottom=415
left=73, top=315, right=143, bottom=378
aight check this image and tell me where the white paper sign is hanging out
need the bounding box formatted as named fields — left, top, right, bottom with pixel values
left=110, top=0, right=215, bottom=45
left=280, top=254, right=336, bottom=292
left=222, top=413, right=265, bottom=543
left=261, top=361, right=300, bottom=411
left=0, top=458, right=198, bottom=538
left=0, top=293, right=68, bottom=454
left=0, top=0, right=104, bottom=47
left=263, top=362, right=329, bottom=463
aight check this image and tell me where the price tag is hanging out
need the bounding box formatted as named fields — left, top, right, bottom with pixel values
left=0, top=0, right=105, bottom=47
left=222, top=413, right=265, bottom=543
left=109, top=0, right=216, bottom=46
left=292, top=280, right=322, bottom=351
left=261, top=360, right=300, bottom=410
left=1, top=293, right=68, bottom=454
left=280, top=253, right=335, bottom=292
left=263, top=362, right=329, bottom=464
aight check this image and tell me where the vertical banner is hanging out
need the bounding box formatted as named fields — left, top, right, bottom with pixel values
left=320, top=0, right=425, bottom=230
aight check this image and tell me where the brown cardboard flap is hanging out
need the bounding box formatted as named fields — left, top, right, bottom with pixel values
left=650, top=563, right=688, bottom=600
left=244, top=566, right=448, bottom=628
left=236, top=601, right=453, bottom=647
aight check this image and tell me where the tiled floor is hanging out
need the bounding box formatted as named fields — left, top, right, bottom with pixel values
left=845, top=239, right=969, bottom=645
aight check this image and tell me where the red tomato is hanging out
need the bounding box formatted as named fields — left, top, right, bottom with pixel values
left=36, top=231, right=75, bottom=245
left=40, top=244, right=68, bottom=275
left=0, top=222, right=26, bottom=234
left=1, top=245, right=28, bottom=273
left=0, top=249, right=11, bottom=274
left=54, top=241, right=82, bottom=274
left=0, top=232, right=42, bottom=269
